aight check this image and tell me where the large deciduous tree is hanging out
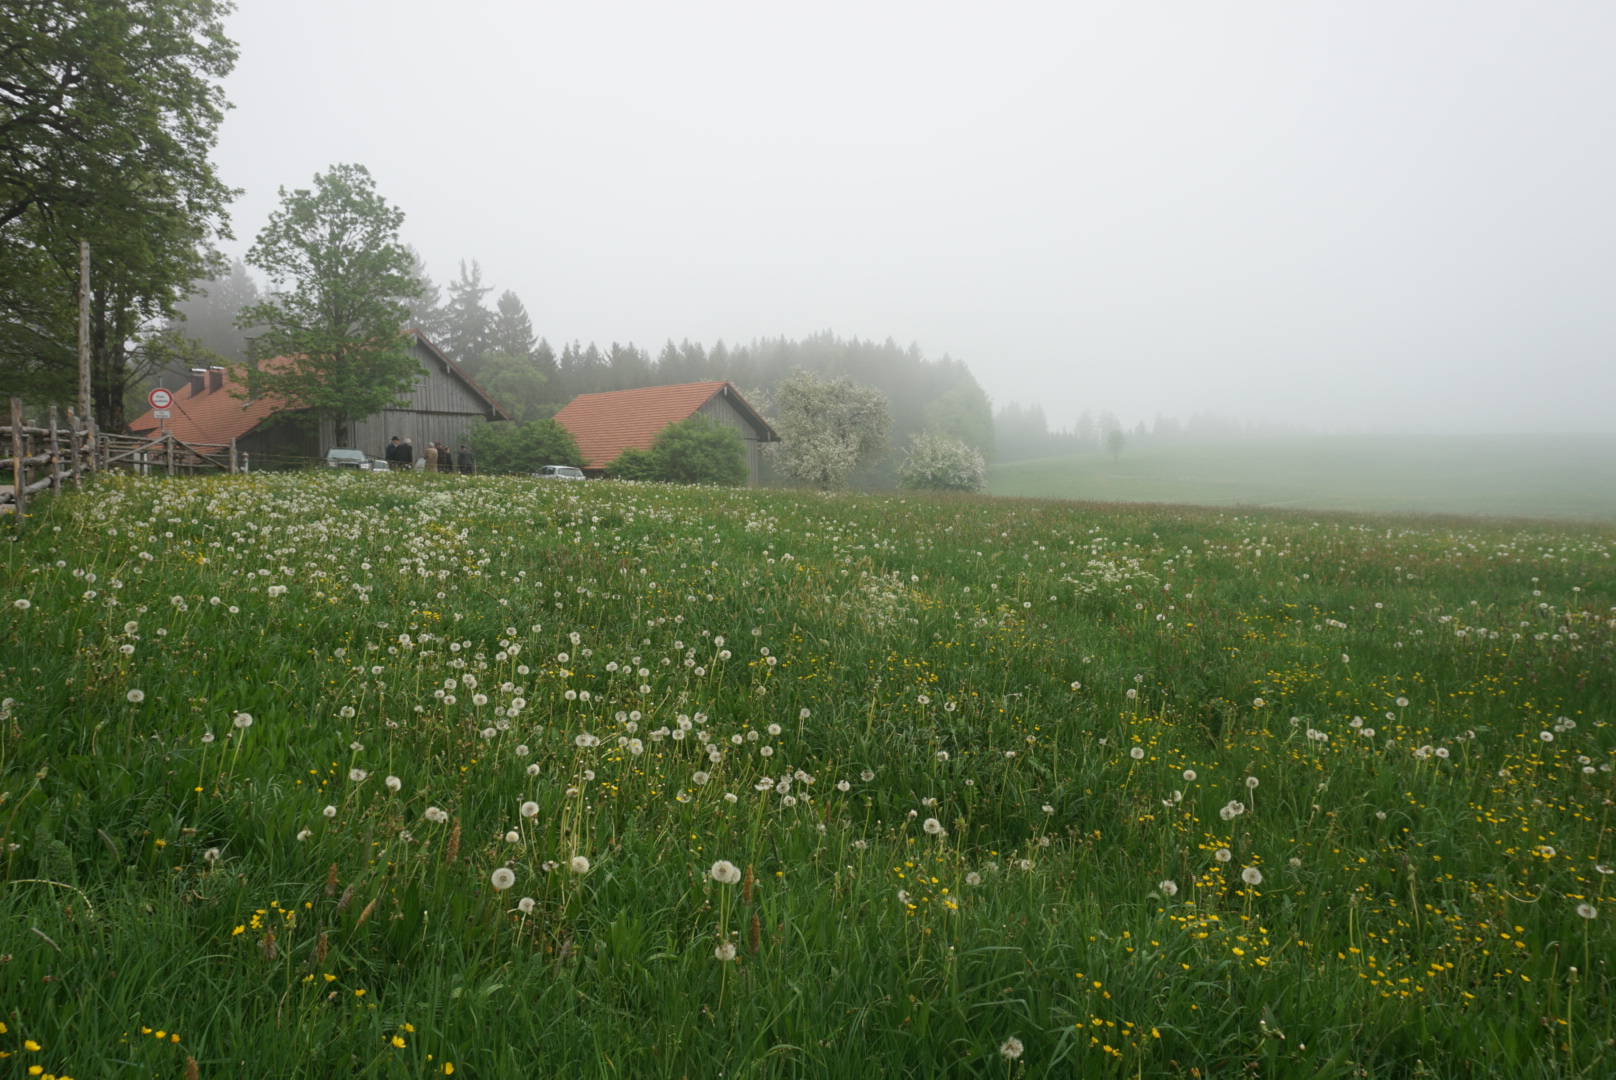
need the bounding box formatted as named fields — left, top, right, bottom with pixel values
left=0, top=0, right=238, bottom=427
left=237, top=164, right=421, bottom=448
left=768, top=370, right=891, bottom=489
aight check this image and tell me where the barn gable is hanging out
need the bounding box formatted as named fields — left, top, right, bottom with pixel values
left=552, top=381, right=778, bottom=485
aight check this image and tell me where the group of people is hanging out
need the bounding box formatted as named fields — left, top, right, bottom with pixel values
left=383, top=436, right=474, bottom=474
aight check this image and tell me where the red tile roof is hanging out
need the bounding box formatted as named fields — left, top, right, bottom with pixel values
left=126, top=366, right=280, bottom=445
left=553, top=381, right=775, bottom=470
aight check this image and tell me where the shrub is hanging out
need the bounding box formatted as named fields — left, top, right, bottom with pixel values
left=898, top=432, right=986, bottom=492
left=467, top=419, right=585, bottom=474
left=606, top=414, right=747, bottom=486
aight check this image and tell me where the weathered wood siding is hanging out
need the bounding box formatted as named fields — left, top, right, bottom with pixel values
left=696, top=391, right=764, bottom=485
left=320, top=338, right=504, bottom=460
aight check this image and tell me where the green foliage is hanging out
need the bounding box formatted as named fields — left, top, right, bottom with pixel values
left=468, top=419, right=584, bottom=473
left=605, top=415, right=748, bottom=486
left=238, top=164, right=422, bottom=447
left=0, top=0, right=239, bottom=427
left=474, top=351, right=550, bottom=422
left=604, top=445, right=661, bottom=482
left=0, top=474, right=1613, bottom=1075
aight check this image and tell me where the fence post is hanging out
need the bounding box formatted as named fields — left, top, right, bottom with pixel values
left=229, top=437, right=238, bottom=475
left=10, top=397, right=25, bottom=523
left=67, top=409, right=82, bottom=489
left=48, top=405, right=61, bottom=495
left=166, top=432, right=175, bottom=477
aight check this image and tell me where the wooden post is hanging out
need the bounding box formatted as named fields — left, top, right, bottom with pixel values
left=165, top=432, right=175, bottom=477
left=229, top=436, right=238, bottom=475
left=10, top=397, right=24, bottom=522
left=78, top=241, right=92, bottom=428
left=66, top=409, right=81, bottom=490
left=48, top=406, right=60, bottom=495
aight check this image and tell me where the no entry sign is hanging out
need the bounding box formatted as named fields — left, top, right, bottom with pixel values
left=148, top=387, right=174, bottom=410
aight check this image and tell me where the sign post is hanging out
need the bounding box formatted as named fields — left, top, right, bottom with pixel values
left=148, top=387, right=173, bottom=426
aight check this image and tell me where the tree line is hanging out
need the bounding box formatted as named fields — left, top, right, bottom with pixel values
left=994, top=402, right=1309, bottom=463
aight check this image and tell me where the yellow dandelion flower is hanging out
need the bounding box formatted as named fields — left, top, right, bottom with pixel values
left=391, top=1036, right=406, bottom=1048
left=25, top=1040, right=41, bottom=1051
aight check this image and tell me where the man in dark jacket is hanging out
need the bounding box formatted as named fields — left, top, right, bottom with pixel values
left=457, top=444, right=474, bottom=475
left=384, top=436, right=405, bottom=469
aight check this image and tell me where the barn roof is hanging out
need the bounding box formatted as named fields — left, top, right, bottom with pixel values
left=552, top=381, right=777, bottom=470
left=125, top=330, right=510, bottom=441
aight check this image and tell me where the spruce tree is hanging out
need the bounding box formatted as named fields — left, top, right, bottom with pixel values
left=441, top=258, right=493, bottom=363
left=491, top=289, right=536, bottom=360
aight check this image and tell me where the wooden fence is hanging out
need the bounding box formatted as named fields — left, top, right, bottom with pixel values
left=3, top=396, right=244, bottom=518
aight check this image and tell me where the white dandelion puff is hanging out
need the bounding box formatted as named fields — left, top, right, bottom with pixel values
left=1241, top=867, right=1263, bottom=886
left=1159, top=879, right=1178, bottom=897
left=491, top=867, right=516, bottom=890
left=710, top=860, right=742, bottom=884
left=570, top=855, right=590, bottom=874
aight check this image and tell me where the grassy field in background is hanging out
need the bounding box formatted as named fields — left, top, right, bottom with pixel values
left=0, top=472, right=1612, bottom=1078
left=987, top=435, right=1616, bottom=520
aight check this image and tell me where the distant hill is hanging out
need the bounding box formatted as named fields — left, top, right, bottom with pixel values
left=987, top=434, right=1616, bottom=520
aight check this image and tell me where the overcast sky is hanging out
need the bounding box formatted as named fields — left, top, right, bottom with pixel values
left=212, top=2, right=1616, bottom=434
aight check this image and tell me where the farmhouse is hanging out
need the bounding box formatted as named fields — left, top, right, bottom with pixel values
left=552, top=381, right=778, bottom=485
left=126, top=331, right=509, bottom=462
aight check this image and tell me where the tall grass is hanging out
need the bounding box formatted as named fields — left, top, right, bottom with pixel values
left=0, top=473, right=1610, bottom=1078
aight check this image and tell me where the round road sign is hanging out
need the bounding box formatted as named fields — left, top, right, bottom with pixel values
left=148, top=387, right=173, bottom=410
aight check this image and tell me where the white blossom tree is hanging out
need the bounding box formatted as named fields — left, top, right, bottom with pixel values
left=898, top=432, right=986, bottom=492
left=768, top=371, right=891, bottom=489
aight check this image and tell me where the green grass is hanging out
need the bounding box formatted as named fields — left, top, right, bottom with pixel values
left=0, top=472, right=1612, bottom=1078
left=988, top=435, right=1616, bottom=520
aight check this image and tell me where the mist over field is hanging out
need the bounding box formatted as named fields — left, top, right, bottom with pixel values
left=209, top=2, right=1616, bottom=437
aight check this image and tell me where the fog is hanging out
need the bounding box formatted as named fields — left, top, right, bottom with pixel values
left=212, top=2, right=1616, bottom=434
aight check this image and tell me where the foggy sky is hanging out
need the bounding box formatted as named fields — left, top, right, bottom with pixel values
left=211, top=2, right=1616, bottom=434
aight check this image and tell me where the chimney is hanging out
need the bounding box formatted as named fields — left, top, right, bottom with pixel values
left=189, top=368, right=207, bottom=397
left=208, top=366, right=224, bottom=393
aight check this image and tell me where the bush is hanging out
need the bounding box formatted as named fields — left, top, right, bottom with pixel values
left=898, top=431, right=986, bottom=492
left=606, top=414, right=747, bottom=486
left=468, top=419, right=585, bottom=474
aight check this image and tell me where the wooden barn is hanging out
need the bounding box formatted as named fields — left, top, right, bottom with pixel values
left=553, top=381, right=778, bottom=485
left=126, top=331, right=509, bottom=464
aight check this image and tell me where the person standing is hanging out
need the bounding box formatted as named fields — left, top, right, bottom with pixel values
left=423, top=441, right=438, bottom=473
left=385, top=436, right=405, bottom=470
left=457, top=444, right=474, bottom=475
left=437, top=443, right=453, bottom=472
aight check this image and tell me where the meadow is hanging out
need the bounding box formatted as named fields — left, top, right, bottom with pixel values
left=0, top=472, right=1612, bottom=1079
left=987, top=435, right=1616, bottom=521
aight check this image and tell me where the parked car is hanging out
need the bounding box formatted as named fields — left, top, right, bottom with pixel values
left=325, top=448, right=385, bottom=471
left=535, top=464, right=587, bottom=480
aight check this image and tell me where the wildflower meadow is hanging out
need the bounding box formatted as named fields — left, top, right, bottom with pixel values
left=1, top=472, right=1611, bottom=1078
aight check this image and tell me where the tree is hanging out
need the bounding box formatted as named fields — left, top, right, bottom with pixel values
left=467, top=419, right=584, bottom=473
left=606, top=414, right=746, bottom=486
left=768, top=370, right=891, bottom=489
left=237, top=164, right=421, bottom=448
left=441, top=259, right=493, bottom=363
left=899, top=432, right=986, bottom=492
left=1106, top=427, right=1126, bottom=462
left=474, top=350, right=549, bottom=421
left=404, top=247, right=448, bottom=343
left=0, top=0, right=238, bottom=426
left=166, top=258, right=259, bottom=364
left=490, top=289, right=536, bottom=360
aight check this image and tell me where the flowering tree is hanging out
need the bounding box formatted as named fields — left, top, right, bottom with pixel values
left=767, top=371, right=890, bottom=489
left=898, top=432, right=986, bottom=492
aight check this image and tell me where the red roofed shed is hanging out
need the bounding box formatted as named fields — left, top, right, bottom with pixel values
left=552, top=381, right=777, bottom=484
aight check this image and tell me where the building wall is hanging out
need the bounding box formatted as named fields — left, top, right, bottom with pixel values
left=696, top=392, right=763, bottom=485
left=319, top=339, right=502, bottom=461
left=232, top=338, right=503, bottom=467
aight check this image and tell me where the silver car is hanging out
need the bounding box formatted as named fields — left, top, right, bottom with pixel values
left=535, top=464, right=586, bottom=480
left=325, top=448, right=384, bottom=471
